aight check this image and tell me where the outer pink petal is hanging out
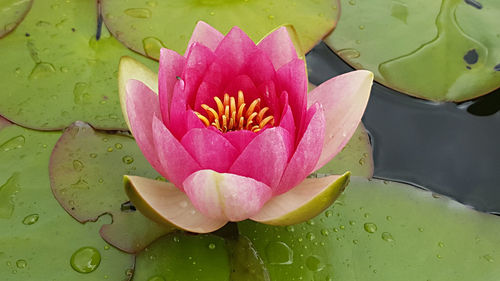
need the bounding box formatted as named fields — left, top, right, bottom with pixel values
left=222, top=130, right=257, bottom=153
left=181, top=128, right=239, bottom=172
left=126, top=79, right=164, bottom=175
left=159, top=49, right=186, bottom=126
left=229, top=127, right=292, bottom=189
left=215, top=26, right=258, bottom=74
left=152, top=116, right=201, bottom=189
left=274, top=104, right=325, bottom=195
left=307, top=70, right=373, bottom=170
left=167, top=79, right=189, bottom=139
left=278, top=92, right=296, bottom=137
left=257, top=26, right=298, bottom=70
left=276, top=59, right=307, bottom=125
left=186, top=21, right=224, bottom=53
left=183, top=170, right=273, bottom=221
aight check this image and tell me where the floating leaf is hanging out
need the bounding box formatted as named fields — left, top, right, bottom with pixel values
left=101, top=0, right=340, bottom=60
left=0, top=0, right=33, bottom=38
left=0, top=124, right=134, bottom=280
left=0, top=0, right=157, bottom=130
left=133, top=232, right=230, bottom=281
left=325, top=0, right=500, bottom=101
left=49, top=122, right=172, bottom=253
left=239, top=177, right=500, bottom=280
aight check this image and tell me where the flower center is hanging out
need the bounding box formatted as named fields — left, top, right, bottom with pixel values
left=195, top=91, right=274, bottom=133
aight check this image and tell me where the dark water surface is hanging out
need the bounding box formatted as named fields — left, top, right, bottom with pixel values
left=307, top=42, right=500, bottom=214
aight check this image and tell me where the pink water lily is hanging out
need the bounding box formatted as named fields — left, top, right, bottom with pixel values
left=121, top=22, right=373, bottom=233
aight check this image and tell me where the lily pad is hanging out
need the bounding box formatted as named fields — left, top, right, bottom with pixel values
left=239, top=177, right=500, bottom=280
left=101, top=0, right=340, bottom=60
left=325, top=0, right=500, bottom=101
left=0, top=0, right=32, bottom=38
left=49, top=122, right=172, bottom=253
left=0, top=124, right=134, bottom=280
left=0, top=0, right=157, bottom=130
left=315, top=123, right=373, bottom=178
left=133, top=232, right=230, bottom=281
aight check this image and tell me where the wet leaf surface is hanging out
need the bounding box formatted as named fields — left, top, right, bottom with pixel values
left=325, top=0, right=500, bottom=101
left=132, top=232, right=230, bottom=281
left=102, top=0, right=340, bottom=60
left=0, top=123, right=134, bottom=280
left=0, top=0, right=32, bottom=38
left=50, top=122, right=172, bottom=253
left=239, top=177, right=500, bottom=280
left=0, top=0, right=157, bottom=130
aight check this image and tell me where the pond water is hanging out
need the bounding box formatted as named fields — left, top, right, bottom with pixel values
left=308, top=42, right=500, bottom=214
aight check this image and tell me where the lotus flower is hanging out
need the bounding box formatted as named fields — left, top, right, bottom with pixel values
left=120, top=22, right=373, bottom=233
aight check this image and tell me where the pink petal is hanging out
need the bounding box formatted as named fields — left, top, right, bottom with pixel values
left=214, top=26, right=258, bottom=74
left=186, top=21, right=224, bottom=54
left=307, top=70, right=373, bottom=170
left=166, top=79, right=189, bottom=139
left=222, top=130, right=257, bottom=153
left=183, top=43, right=216, bottom=108
left=159, top=49, right=186, bottom=126
left=124, top=175, right=227, bottom=233
left=257, top=80, right=279, bottom=119
left=223, top=75, right=259, bottom=102
left=183, top=170, right=273, bottom=221
left=274, top=104, right=325, bottom=195
left=257, top=26, right=298, bottom=70
left=186, top=109, right=205, bottom=129
left=278, top=92, right=296, bottom=137
left=152, top=116, right=201, bottom=189
left=242, top=48, right=276, bottom=86
left=276, top=59, right=307, bottom=126
left=181, top=128, right=239, bottom=172
left=229, top=127, right=292, bottom=189
left=126, top=79, right=163, bottom=175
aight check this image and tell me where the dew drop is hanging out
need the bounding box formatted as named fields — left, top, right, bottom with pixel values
left=70, top=247, right=101, bottom=273
left=73, top=82, right=90, bottom=104
left=358, top=158, right=365, bottom=165
left=0, top=135, right=25, bottom=152
left=381, top=232, right=394, bottom=242
left=305, top=255, right=324, bottom=272
left=286, top=225, right=295, bottom=232
left=209, top=11, right=215, bottom=16
left=114, top=143, right=123, bottom=149
left=482, top=254, right=494, bottom=262
left=320, top=229, right=329, bottom=236
left=358, top=25, right=365, bottom=30
left=364, top=223, right=377, bottom=233
left=0, top=174, right=20, bottom=219
left=143, top=37, right=166, bottom=60
left=148, top=276, right=166, bottom=281
left=146, top=0, right=158, bottom=7
left=418, top=227, right=424, bottom=232
left=122, top=155, right=134, bottom=164
left=266, top=241, right=293, bottom=265
left=29, top=62, right=56, bottom=79
left=349, top=220, right=356, bottom=225
left=325, top=210, right=333, bottom=217
left=348, top=0, right=356, bottom=5
left=173, top=236, right=180, bottom=243
left=124, top=8, right=152, bottom=18
left=208, top=243, right=216, bottom=250
left=89, top=153, right=97, bottom=158
left=15, top=259, right=27, bottom=269
left=22, top=214, right=39, bottom=225
left=125, top=268, right=134, bottom=277
left=386, top=216, right=392, bottom=221
left=268, top=15, right=275, bottom=20
left=438, top=242, right=444, bottom=248
left=352, top=239, right=359, bottom=245
left=72, top=160, right=84, bottom=171
left=338, top=48, right=360, bottom=59
left=306, top=232, right=316, bottom=241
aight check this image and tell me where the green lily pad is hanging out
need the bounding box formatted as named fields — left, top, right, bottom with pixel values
left=0, top=0, right=33, bottom=38
left=49, top=122, right=172, bottom=253
left=226, top=235, right=270, bottom=281
left=0, top=123, right=134, bottom=280
left=239, top=177, right=500, bottom=280
left=101, top=0, right=340, bottom=60
left=325, top=0, right=500, bottom=101
left=133, top=232, right=230, bottom=281
left=0, top=0, right=157, bottom=130
left=315, top=123, right=373, bottom=178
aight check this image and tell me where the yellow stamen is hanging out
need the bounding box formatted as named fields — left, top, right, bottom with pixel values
left=195, top=91, right=274, bottom=133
